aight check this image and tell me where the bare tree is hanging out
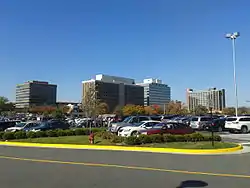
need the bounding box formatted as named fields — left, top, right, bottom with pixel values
left=82, top=82, right=100, bottom=118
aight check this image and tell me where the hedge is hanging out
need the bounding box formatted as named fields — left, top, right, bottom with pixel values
left=95, top=132, right=222, bottom=145
left=0, top=128, right=106, bottom=140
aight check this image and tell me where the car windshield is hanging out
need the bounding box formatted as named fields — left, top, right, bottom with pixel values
left=15, top=122, right=26, bottom=127
left=122, top=117, right=132, bottom=123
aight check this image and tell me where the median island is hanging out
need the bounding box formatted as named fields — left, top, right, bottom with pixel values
left=0, top=128, right=239, bottom=150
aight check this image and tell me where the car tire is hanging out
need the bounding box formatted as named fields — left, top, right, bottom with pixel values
left=218, top=126, right=223, bottom=132
left=131, top=131, right=138, bottom=136
left=241, top=126, right=248, bottom=134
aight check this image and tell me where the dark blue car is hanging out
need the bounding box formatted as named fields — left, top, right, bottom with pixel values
left=25, top=120, right=69, bottom=132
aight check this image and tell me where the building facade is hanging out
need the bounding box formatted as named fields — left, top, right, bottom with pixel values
left=82, top=74, right=144, bottom=113
left=137, top=78, right=171, bottom=109
left=186, top=88, right=226, bottom=112
left=16, top=81, right=57, bottom=108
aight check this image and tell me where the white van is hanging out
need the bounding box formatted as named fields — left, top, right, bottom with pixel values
left=225, top=116, right=250, bottom=133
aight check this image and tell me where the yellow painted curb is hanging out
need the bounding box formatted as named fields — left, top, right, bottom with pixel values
left=0, top=141, right=243, bottom=154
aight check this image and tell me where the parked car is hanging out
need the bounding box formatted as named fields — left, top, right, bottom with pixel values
left=0, top=121, right=20, bottom=131
left=203, top=118, right=226, bottom=132
left=5, top=121, right=39, bottom=132
left=225, top=116, right=250, bottom=133
left=189, top=116, right=214, bottom=130
left=28, top=120, right=70, bottom=132
left=139, top=122, right=194, bottom=135
left=118, top=120, right=161, bottom=137
left=109, top=116, right=153, bottom=134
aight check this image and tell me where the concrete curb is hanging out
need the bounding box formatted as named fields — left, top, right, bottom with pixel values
left=0, top=141, right=243, bottom=154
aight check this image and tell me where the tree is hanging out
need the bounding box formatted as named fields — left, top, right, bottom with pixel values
left=97, top=102, right=109, bottom=114
left=122, top=104, right=145, bottom=116
left=165, top=101, right=188, bottom=115
left=113, top=105, right=123, bottom=116
left=238, top=107, right=250, bottom=115
left=192, top=105, right=208, bottom=115
left=52, top=108, right=64, bottom=119
left=144, top=105, right=162, bottom=115
left=82, top=82, right=100, bottom=117
left=0, top=97, right=15, bottom=113
left=222, top=107, right=235, bottom=116
left=0, top=96, right=8, bottom=105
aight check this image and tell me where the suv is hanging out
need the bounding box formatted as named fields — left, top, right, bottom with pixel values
left=190, top=116, right=214, bottom=130
left=109, top=116, right=152, bottom=134
left=225, top=116, right=250, bottom=133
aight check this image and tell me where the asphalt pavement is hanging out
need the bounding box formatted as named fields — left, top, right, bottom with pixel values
left=0, top=146, right=250, bottom=188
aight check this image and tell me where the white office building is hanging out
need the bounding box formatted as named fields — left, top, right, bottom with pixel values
left=137, top=78, right=171, bottom=109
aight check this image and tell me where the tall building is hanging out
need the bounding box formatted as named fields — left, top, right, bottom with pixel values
left=82, top=74, right=144, bottom=112
left=137, top=78, right=171, bottom=109
left=186, top=88, right=226, bottom=112
left=16, top=81, right=57, bottom=108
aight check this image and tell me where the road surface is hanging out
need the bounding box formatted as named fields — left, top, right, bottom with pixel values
left=0, top=146, right=250, bottom=188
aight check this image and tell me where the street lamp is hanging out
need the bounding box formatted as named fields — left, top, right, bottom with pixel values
left=225, top=32, right=240, bottom=117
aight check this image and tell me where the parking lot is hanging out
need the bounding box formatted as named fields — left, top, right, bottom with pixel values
left=219, top=132, right=250, bottom=144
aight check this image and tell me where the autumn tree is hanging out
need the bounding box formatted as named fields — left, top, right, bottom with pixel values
left=97, top=102, right=109, bottom=114
left=165, top=101, right=188, bottom=115
left=144, top=105, right=162, bottom=115
left=122, top=104, right=145, bottom=116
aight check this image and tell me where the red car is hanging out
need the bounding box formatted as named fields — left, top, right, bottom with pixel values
left=139, top=122, right=194, bottom=135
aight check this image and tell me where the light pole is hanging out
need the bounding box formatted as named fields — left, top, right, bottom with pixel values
left=225, top=32, right=240, bottom=117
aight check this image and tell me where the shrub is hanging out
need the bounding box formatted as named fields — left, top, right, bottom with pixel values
left=75, top=128, right=87, bottom=136
left=139, top=135, right=153, bottom=144
left=149, top=134, right=164, bottom=143
left=27, top=131, right=37, bottom=138
left=2, top=132, right=15, bottom=140
left=57, top=129, right=68, bottom=137
left=110, top=135, right=124, bottom=143
left=35, top=131, right=47, bottom=138
left=64, top=130, right=75, bottom=136
left=14, top=131, right=27, bottom=139
left=0, top=131, right=4, bottom=140
left=164, top=134, right=177, bottom=142
left=46, top=130, right=58, bottom=137
left=190, top=133, right=205, bottom=142
left=124, top=136, right=142, bottom=145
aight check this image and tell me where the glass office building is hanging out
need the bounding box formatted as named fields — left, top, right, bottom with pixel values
left=137, top=78, right=171, bottom=109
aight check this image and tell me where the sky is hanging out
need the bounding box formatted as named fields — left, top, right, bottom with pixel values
left=1, top=0, right=250, bottom=106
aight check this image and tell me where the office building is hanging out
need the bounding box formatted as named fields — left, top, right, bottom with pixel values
left=137, top=78, right=171, bottom=109
left=186, top=88, right=226, bottom=112
left=16, top=81, right=57, bottom=108
left=82, top=74, right=144, bottom=112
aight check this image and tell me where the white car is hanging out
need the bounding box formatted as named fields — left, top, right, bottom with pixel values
left=118, top=120, right=161, bottom=137
left=225, top=116, right=250, bottom=133
left=5, top=121, right=38, bottom=132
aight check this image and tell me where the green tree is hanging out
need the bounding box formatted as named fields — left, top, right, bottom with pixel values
left=52, top=108, right=64, bottom=119
left=222, top=107, right=235, bottom=116
left=0, top=96, right=8, bottom=105
left=193, top=105, right=208, bottom=115
left=238, top=107, right=250, bottom=115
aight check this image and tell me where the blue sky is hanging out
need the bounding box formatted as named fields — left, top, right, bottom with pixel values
left=1, top=0, right=250, bottom=106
